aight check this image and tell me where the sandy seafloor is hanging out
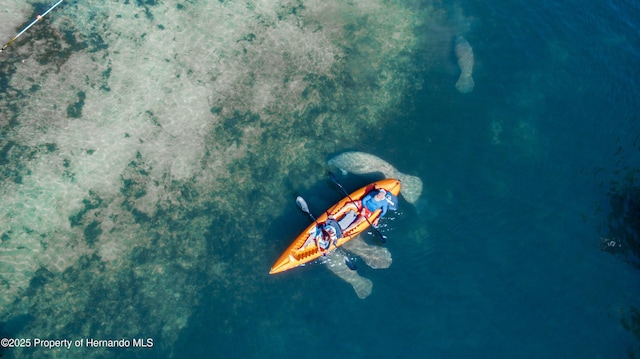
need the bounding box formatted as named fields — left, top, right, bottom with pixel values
left=0, top=0, right=639, bottom=358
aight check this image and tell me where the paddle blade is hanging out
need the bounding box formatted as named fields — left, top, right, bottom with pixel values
left=328, top=171, right=343, bottom=188
left=295, top=196, right=310, bottom=214
left=344, top=257, right=357, bottom=271
left=372, top=227, right=387, bottom=244
left=386, top=193, right=399, bottom=211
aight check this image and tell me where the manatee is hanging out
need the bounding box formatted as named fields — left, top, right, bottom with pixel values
left=454, top=35, right=474, bottom=93
left=324, top=250, right=373, bottom=299
left=327, top=151, right=423, bottom=204
left=343, top=236, right=392, bottom=269
left=323, top=236, right=392, bottom=299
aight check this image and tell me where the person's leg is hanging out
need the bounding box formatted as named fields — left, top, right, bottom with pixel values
left=330, top=201, right=360, bottom=219
left=343, top=215, right=367, bottom=233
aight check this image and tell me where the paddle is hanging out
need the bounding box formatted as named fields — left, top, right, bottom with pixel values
left=328, top=172, right=387, bottom=244
left=295, top=196, right=357, bottom=271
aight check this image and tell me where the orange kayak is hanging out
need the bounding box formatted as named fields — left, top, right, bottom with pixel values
left=269, top=178, right=401, bottom=274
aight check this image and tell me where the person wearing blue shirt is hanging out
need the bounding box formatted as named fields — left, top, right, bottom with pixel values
left=330, top=188, right=391, bottom=232
left=361, top=188, right=389, bottom=226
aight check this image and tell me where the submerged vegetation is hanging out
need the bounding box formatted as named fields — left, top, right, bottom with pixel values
left=0, top=0, right=449, bottom=356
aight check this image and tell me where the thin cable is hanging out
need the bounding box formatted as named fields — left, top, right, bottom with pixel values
left=1, top=0, right=65, bottom=53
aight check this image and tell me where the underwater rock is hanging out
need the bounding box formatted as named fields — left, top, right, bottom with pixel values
left=454, top=35, right=475, bottom=93
left=328, top=151, right=423, bottom=204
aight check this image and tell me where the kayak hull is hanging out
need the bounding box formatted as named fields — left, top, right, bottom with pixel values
left=269, top=178, right=401, bottom=274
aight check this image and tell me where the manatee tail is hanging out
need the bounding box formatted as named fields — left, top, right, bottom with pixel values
left=365, top=166, right=423, bottom=205
left=325, top=251, right=373, bottom=299
left=455, top=74, right=474, bottom=93
left=397, top=172, right=423, bottom=204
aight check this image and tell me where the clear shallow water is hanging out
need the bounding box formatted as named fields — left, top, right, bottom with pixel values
left=0, top=0, right=639, bottom=358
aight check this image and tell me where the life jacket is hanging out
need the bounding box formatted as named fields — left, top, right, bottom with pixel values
left=324, top=219, right=344, bottom=238
left=317, top=219, right=343, bottom=250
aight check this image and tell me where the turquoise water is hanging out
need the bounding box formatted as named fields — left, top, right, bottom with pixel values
left=1, top=0, right=639, bottom=358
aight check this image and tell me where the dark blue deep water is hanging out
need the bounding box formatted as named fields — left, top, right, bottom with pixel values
left=175, top=0, right=640, bottom=358
left=0, top=0, right=640, bottom=359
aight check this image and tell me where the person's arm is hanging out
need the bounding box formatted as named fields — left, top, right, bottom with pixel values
left=361, top=193, right=374, bottom=212
left=379, top=201, right=388, bottom=218
left=371, top=200, right=387, bottom=226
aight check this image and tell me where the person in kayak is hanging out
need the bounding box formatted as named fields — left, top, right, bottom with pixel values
left=316, top=223, right=339, bottom=255
left=330, top=188, right=393, bottom=232
left=361, top=188, right=390, bottom=226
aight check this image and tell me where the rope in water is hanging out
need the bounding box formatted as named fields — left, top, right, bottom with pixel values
left=1, top=0, right=65, bottom=53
